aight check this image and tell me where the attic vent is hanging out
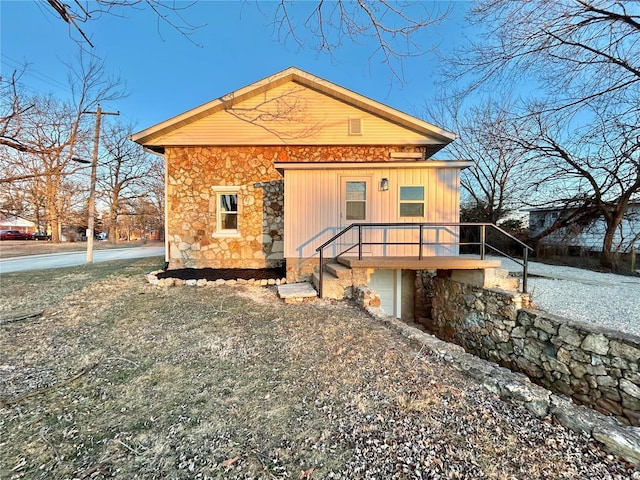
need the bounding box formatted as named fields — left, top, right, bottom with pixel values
left=348, top=118, right=362, bottom=135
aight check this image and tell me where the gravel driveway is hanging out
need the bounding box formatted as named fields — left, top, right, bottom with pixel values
left=501, top=259, right=640, bottom=336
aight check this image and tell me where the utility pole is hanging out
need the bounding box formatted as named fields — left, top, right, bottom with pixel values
left=83, top=105, right=119, bottom=263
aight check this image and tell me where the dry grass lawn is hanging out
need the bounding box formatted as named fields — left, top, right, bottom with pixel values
left=0, top=257, right=637, bottom=479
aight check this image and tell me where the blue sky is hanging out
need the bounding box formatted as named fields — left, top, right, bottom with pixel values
left=1, top=1, right=473, bottom=132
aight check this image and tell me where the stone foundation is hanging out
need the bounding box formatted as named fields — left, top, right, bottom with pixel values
left=424, top=274, right=640, bottom=426
left=286, top=258, right=319, bottom=283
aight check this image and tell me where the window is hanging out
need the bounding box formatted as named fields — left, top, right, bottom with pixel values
left=212, top=187, right=240, bottom=235
left=399, top=186, right=425, bottom=217
left=346, top=181, right=367, bottom=220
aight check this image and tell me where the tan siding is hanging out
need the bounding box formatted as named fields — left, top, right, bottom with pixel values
left=152, top=82, right=437, bottom=146
left=285, top=167, right=462, bottom=259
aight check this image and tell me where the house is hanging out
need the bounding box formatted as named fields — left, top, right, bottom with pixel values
left=0, top=213, right=36, bottom=234
left=528, top=202, right=640, bottom=253
left=132, top=67, right=514, bottom=317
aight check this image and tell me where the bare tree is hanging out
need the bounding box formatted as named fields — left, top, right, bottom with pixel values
left=426, top=97, right=526, bottom=224
left=43, top=1, right=450, bottom=82
left=438, top=0, right=640, bottom=269
left=98, top=121, right=156, bottom=243
left=446, top=0, right=640, bottom=115
left=508, top=107, right=640, bottom=270
left=270, top=0, right=450, bottom=79
left=0, top=55, right=124, bottom=241
left=44, top=0, right=202, bottom=48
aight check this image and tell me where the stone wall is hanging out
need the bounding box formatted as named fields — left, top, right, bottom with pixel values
left=424, top=274, right=640, bottom=426
left=166, top=146, right=285, bottom=269
left=166, top=145, right=423, bottom=271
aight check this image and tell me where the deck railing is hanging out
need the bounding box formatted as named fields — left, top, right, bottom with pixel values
left=315, top=222, right=534, bottom=297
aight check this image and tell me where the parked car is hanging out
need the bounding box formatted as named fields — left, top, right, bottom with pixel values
left=32, top=232, right=52, bottom=241
left=0, top=229, right=32, bottom=240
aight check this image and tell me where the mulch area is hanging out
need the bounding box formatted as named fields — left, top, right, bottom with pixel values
left=156, top=266, right=286, bottom=281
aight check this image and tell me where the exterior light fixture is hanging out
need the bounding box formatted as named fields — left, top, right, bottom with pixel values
left=380, top=178, right=389, bottom=191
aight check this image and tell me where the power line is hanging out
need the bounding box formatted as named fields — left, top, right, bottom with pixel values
left=1, top=54, right=72, bottom=95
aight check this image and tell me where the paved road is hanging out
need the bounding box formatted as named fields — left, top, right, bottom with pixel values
left=0, top=246, right=165, bottom=274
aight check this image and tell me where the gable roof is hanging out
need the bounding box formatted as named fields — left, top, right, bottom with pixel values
left=131, top=67, right=457, bottom=154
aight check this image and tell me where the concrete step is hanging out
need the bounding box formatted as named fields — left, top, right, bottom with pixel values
left=326, top=262, right=352, bottom=280
left=277, top=282, right=318, bottom=304
left=312, top=270, right=353, bottom=300
left=451, top=267, right=521, bottom=292
left=486, top=268, right=520, bottom=291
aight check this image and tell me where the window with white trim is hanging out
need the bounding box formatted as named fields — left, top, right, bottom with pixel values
left=399, top=186, right=425, bottom=217
left=212, top=187, right=240, bottom=235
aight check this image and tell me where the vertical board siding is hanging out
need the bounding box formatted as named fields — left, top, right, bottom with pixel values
left=285, top=167, right=462, bottom=258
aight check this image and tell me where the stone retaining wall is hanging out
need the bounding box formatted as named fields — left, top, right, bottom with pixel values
left=424, top=274, right=640, bottom=426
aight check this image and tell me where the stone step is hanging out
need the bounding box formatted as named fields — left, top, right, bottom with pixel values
left=312, top=270, right=352, bottom=300
left=326, top=262, right=352, bottom=280
left=277, top=282, right=318, bottom=304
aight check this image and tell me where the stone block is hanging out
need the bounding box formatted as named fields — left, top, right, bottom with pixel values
left=621, top=391, right=640, bottom=410
left=596, top=375, right=619, bottom=387
left=584, top=375, right=598, bottom=389
left=490, top=328, right=510, bottom=343
left=610, top=340, right=640, bottom=362
left=581, top=333, right=610, bottom=355
left=517, top=310, right=535, bottom=326
left=534, top=316, right=558, bottom=335
left=557, top=347, right=571, bottom=364
left=569, top=361, right=588, bottom=379
left=592, top=426, right=640, bottom=467
left=620, top=378, right=640, bottom=399
left=596, top=397, right=624, bottom=416
left=570, top=349, right=591, bottom=363
left=548, top=358, right=571, bottom=375
left=625, top=371, right=640, bottom=384
left=516, top=357, right=544, bottom=379
left=557, top=324, right=584, bottom=348
left=623, top=408, right=640, bottom=427
left=601, top=386, right=622, bottom=402
left=611, top=356, right=630, bottom=370
left=511, top=326, right=526, bottom=338
left=570, top=377, right=591, bottom=395
left=585, top=364, right=607, bottom=376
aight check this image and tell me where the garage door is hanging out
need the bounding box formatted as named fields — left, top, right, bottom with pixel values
left=368, top=269, right=396, bottom=317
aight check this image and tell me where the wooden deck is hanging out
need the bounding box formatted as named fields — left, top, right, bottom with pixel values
left=336, top=255, right=502, bottom=270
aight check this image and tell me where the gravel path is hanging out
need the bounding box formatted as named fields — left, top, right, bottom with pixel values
left=501, top=258, right=640, bottom=336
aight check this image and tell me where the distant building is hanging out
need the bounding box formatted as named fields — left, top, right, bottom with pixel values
left=528, top=201, right=640, bottom=252
left=0, top=213, right=36, bottom=234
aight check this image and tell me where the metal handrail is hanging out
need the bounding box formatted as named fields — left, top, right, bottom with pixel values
left=315, top=222, right=534, bottom=297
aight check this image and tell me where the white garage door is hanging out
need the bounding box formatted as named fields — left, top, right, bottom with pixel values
left=368, top=269, right=396, bottom=317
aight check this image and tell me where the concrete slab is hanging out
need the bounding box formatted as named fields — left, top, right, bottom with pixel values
left=277, top=282, right=318, bottom=299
